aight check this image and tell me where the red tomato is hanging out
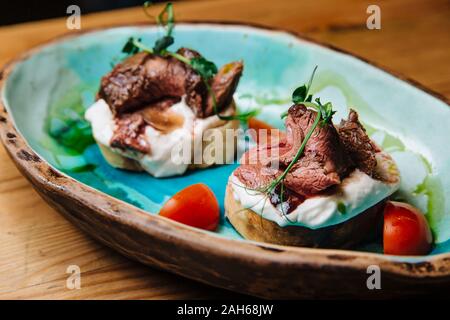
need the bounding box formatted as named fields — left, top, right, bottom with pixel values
left=159, top=183, right=220, bottom=231
left=248, top=117, right=285, bottom=144
left=383, top=201, right=433, bottom=255
left=248, top=117, right=274, bottom=131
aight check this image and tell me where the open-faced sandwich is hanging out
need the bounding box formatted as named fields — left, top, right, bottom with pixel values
left=85, top=4, right=245, bottom=177
left=86, top=49, right=242, bottom=177
left=225, top=71, right=401, bottom=249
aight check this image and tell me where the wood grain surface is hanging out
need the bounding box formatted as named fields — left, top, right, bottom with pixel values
left=0, top=0, right=449, bottom=300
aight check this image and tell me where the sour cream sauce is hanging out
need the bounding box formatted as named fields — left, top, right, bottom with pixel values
left=230, top=166, right=399, bottom=229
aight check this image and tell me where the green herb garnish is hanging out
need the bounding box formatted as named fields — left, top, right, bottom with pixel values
left=121, top=37, right=219, bottom=82
left=152, top=2, right=175, bottom=54
left=190, top=57, right=218, bottom=80
left=122, top=37, right=141, bottom=55
left=292, top=65, right=317, bottom=104
left=337, top=202, right=347, bottom=214
left=247, top=67, right=336, bottom=215
left=263, top=108, right=322, bottom=195
left=120, top=2, right=255, bottom=122
left=281, top=65, right=317, bottom=119
left=48, top=109, right=95, bottom=153
left=314, top=97, right=336, bottom=126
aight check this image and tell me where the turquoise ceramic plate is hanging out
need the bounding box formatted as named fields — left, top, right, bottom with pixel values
left=1, top=23, right=449, bottom=298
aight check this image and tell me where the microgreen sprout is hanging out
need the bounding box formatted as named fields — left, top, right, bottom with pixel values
left=237, top=67, right=336, bottom=220
left=281, top=65, right=317, bottom=119
left=120, top=2, right=256, bottom=121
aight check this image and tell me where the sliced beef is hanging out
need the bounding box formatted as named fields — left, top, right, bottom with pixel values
left=338, top=109, right=379, bottom=176
left=236, top=104, right=353, bottom=197
left=177, top=47, right=202, bottom=60
left=205, top=61, right=244, bottom=116
left=110, top=113, right=150, bottom=154
left=240, top=138, right=284, bottom=168
left=234, top=162, right=281, bottom=190
left=99, top=48, right=243, bottom=154
left=173, top=48, right=206, bottom=116
left=281, top=105, right=353, bottom=195
left=234, top=160, right=306, bottom=213
left=234, top=105, right=382, bottom=215
left=99, top=48, right=243, bottom=118
left=99, top=51, right=202, bottom=115
left=99, top=52, right=153, bottom=114
left=174, top=48, right=243, bottom=117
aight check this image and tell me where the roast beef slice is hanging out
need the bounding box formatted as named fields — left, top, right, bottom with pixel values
left=99, top=48, right=243, bottom=118
left=337, top=109, right=379, bottom=176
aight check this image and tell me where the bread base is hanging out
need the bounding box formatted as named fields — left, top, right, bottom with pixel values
left=225, top=184, right=384, bottom=248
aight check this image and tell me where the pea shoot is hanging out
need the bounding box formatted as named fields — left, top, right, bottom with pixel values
left=121, top=2, right=256, bottom=121
left=247, top=67, right=336, bottom=217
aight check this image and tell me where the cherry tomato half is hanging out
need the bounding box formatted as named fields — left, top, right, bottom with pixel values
left=159, top=183, right=220, bottom=231
left=248, top=117, right=274, bottom=131
left=248, top=117, right=285, bottom=144
left=383, top=201, right=433, bottom=256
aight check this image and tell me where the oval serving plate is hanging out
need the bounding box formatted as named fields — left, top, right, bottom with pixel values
left=1, top=23, right=449, bottom=298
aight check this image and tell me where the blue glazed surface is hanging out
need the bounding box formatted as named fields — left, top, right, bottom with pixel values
left=3, top=24, right=450, bottom=257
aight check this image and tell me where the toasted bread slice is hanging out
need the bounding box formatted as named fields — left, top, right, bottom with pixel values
left=225, top=153, right=399, bottom=248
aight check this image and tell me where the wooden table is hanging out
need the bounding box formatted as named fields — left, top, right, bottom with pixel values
left=0, top=0, right=448, bottom=299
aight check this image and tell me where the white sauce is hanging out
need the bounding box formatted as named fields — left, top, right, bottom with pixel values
left=85, top=99, right=114, bottom=146
left=85, top=98, right=232, bottom=177
left=230, top=167, right=400, bottom=229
